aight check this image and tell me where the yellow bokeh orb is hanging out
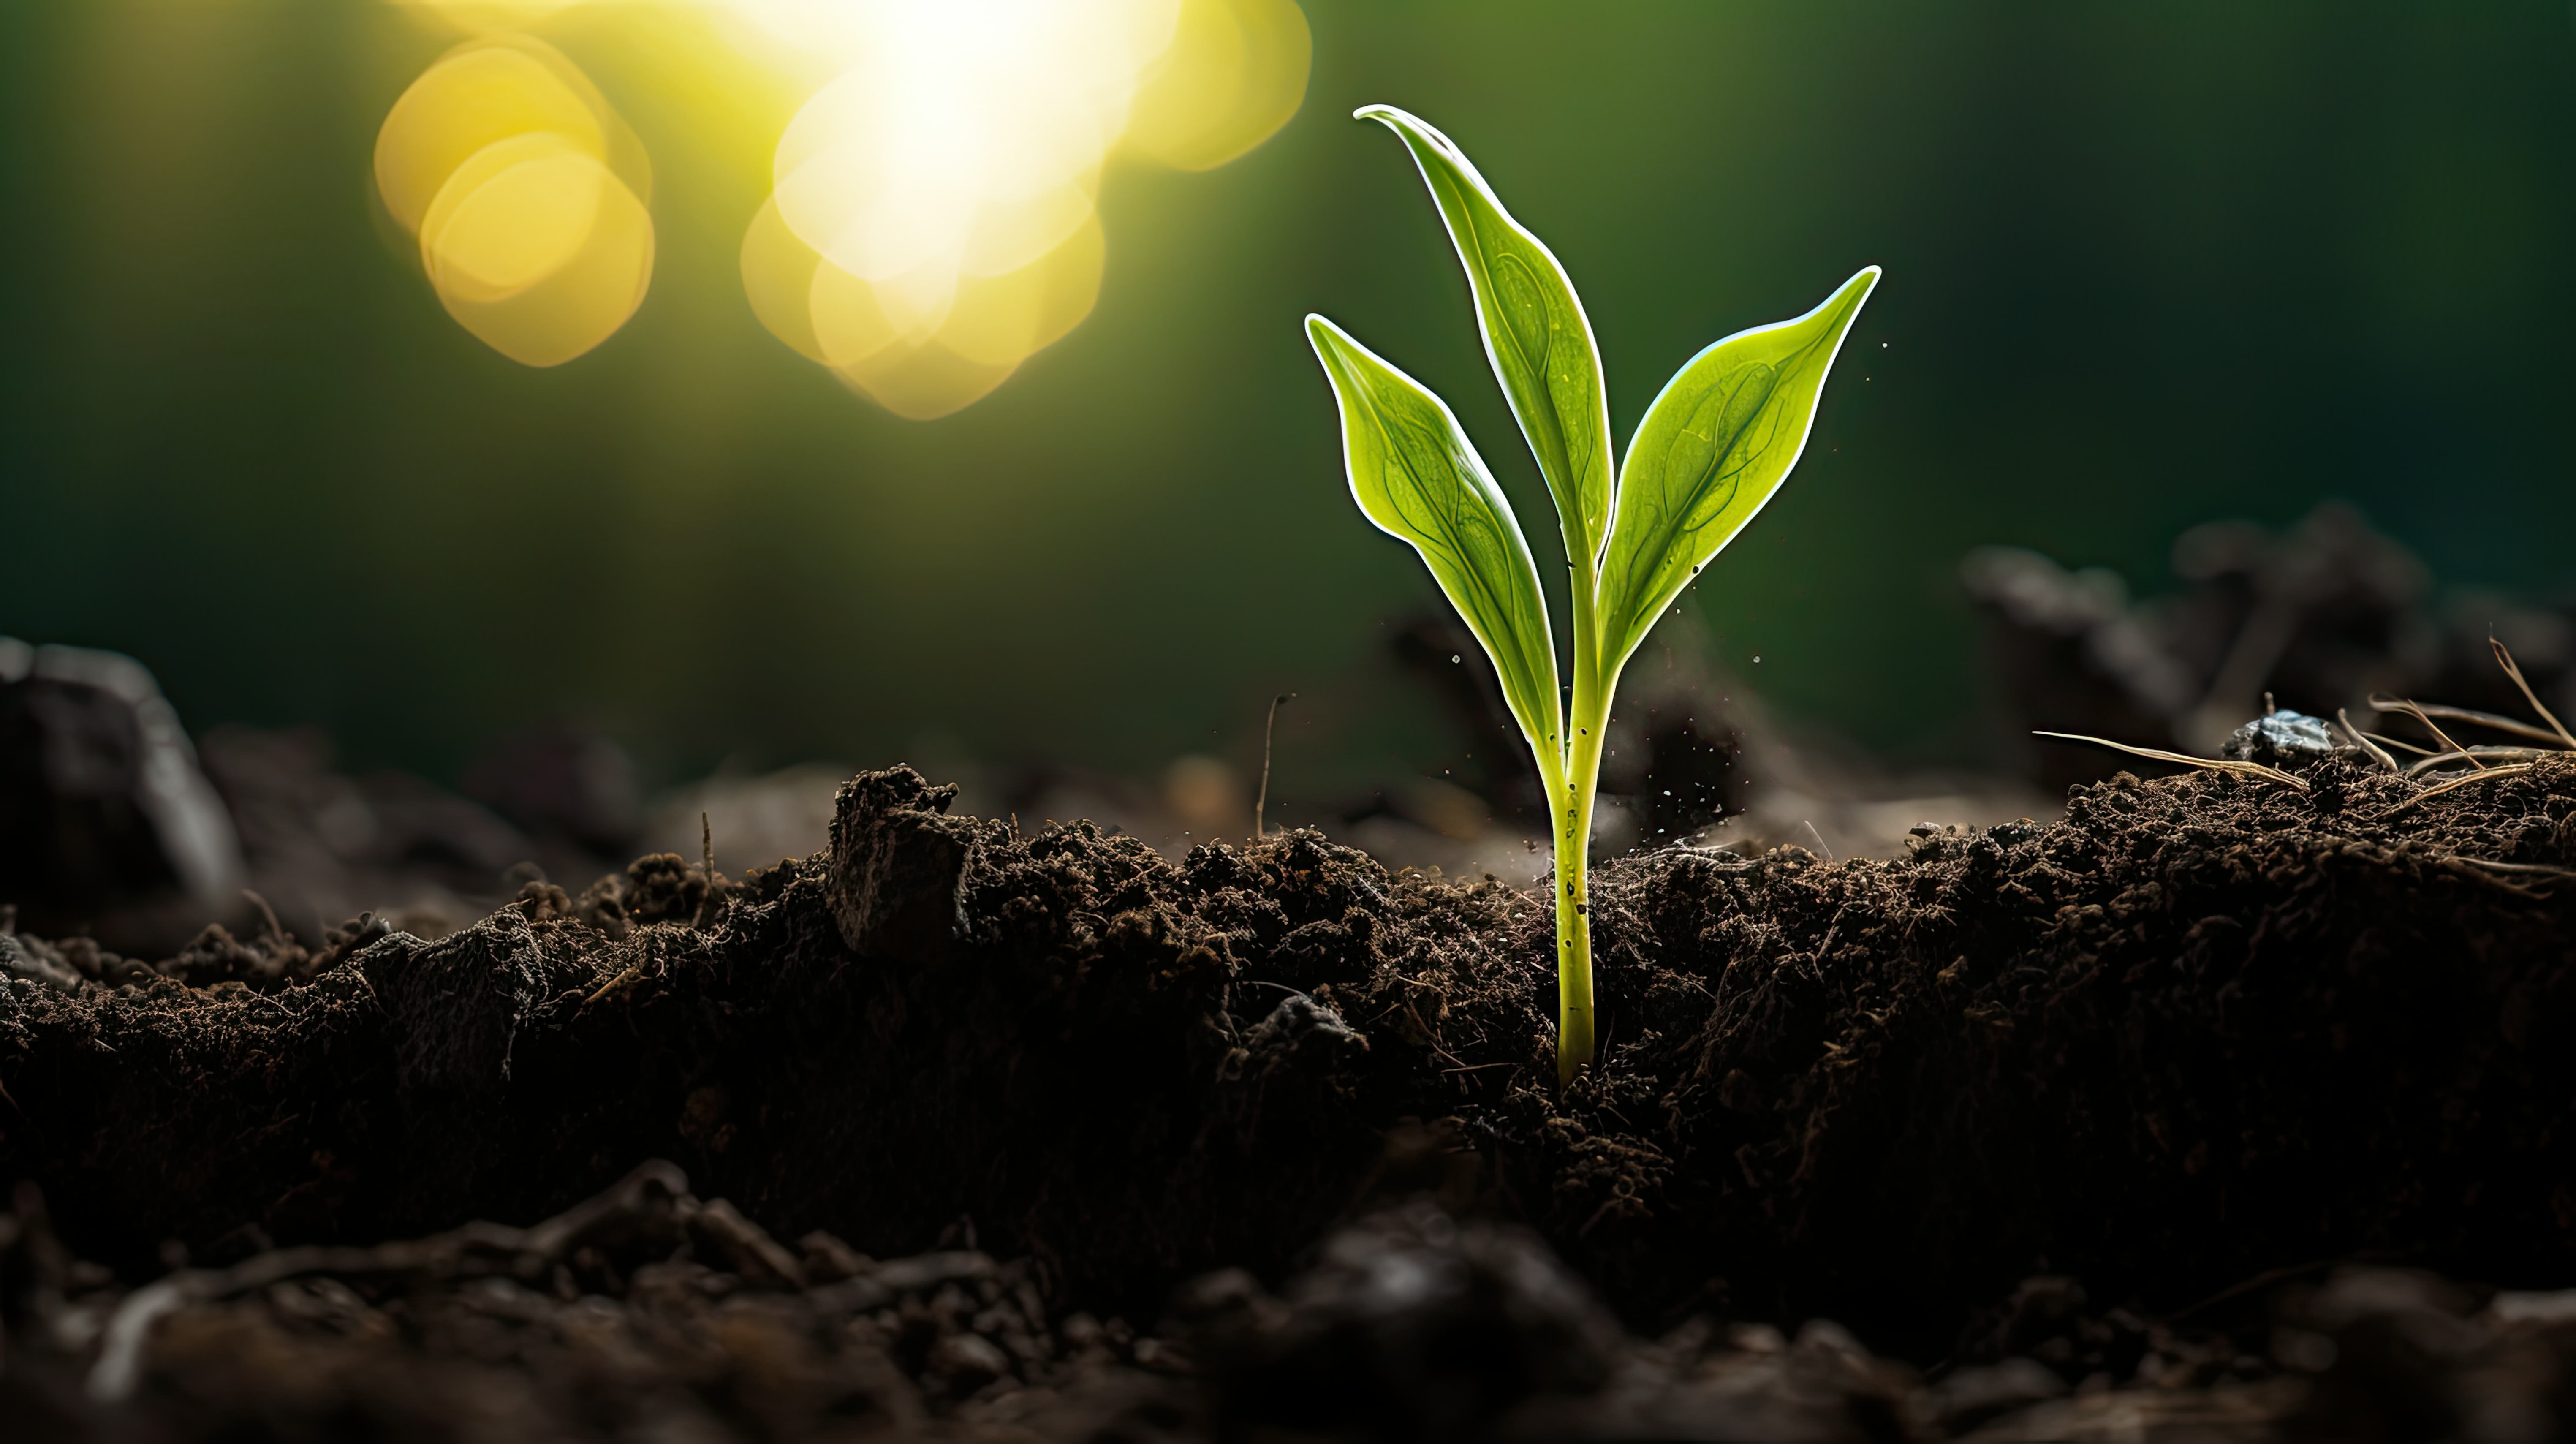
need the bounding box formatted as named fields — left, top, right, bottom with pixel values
left=375, top=38, right=648, bottom=235
left=377, top=35, right=655, bottom=368
left=427, top=145, right=654, bottom=367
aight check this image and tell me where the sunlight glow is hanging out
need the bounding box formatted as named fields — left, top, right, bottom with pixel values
left=375, top=35, right=654, bottom=366
left=1122, top=0, right=1310, bottom=171
left=729, top=0, right=1307, bottom=416
left=397, top=0, right=591, bottom=35
left=373, top=0, right=1307, bottom=410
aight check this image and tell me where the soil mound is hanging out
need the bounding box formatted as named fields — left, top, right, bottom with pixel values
left=5, top=756, right=2573, bottom=1364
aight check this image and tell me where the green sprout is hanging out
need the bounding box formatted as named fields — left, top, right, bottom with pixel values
left=1304, top=105, right=1879, bottom=1086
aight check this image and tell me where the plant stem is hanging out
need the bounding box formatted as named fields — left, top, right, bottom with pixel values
left=1551, top=715, right=1605, bottom=1085
left=1553, top=518, right=1608, bottom=1086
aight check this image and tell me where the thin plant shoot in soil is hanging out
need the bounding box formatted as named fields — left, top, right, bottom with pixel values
left=1304, top=105, right=1878, bottom=1084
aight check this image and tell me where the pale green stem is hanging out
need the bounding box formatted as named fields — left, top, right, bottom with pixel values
left=1553, top=517, right=1608, bottom=1087
left=1551, top=704, right=1607, bottom=1084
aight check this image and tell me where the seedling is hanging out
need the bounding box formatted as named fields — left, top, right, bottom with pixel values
left=1304, top=106, right=1878, bottom=1085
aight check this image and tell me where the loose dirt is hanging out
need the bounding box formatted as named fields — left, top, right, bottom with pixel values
left=5, top=753, right=2574, bottom=1436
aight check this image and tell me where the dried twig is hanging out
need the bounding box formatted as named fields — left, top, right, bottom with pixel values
left=2031, top=731, right=2309, bottom=790
left=1253, top=692, right=1294, bottom=840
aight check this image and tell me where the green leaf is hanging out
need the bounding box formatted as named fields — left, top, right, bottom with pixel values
left=1305, top=314, right=1564, bottom=756
left=1356, top=105, right=1613, bottom=570
left=1597, top=266, right=1880, bottom=674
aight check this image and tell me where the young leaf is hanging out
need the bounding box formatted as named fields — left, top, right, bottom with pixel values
left=1356, top=106, right=1614, bottom=568
left=1597, top=266, right=1880, bottom=673
left=1305, top=314, right=1565, bottom=754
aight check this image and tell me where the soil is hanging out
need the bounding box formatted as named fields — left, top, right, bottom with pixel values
left=6, top=753, right=2576, bottom=1438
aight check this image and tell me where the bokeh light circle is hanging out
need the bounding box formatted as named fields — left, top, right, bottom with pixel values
left=374, top=34, right=655, bottom=367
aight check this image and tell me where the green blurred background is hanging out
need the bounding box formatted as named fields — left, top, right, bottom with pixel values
left=3, top=0, right=2571, bottom=813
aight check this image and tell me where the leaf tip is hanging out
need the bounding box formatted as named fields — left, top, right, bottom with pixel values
left=1303, top=315, right=1365, bottom=378
left=1799, top=266, right=1883, bottom=343
left=1353, top=104, right=1455, bottom=158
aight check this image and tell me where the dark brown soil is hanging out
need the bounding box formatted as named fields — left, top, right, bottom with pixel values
left=5, top=753, right=2576, bottom=1387
left=5, top=1158, right=1973, bottom=1442
left=16, top=1158, right=2575, bottom=1442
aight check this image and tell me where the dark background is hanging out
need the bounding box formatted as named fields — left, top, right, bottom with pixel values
left=3, top=0, right=2570, bottom=816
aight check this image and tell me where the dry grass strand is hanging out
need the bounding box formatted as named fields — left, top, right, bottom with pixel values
left=2337, top=709, right=2399, bottom=772
left=2490, top=637, right=2576, bottom=749
left=2364, top=730, right=2440, bottom=758
left=2031, top=731, right=2309, bottom=790
left=2385, top=762, right=2536, bottom=815
left=2398, top=703, right=2567, bottom=748
left=2403, top=747, right=2555, bottom=779
left=2372, top=694, right=2486, bottom=769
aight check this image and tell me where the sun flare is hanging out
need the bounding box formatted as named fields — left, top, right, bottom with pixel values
left=375, top=0, right=1308, bottom=413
